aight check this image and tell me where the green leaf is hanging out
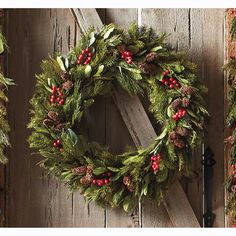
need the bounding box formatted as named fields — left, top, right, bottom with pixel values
left=94, top=65, right=104, bottom=77
left=156, top=128, right=168, bottom=140
left=65, top=128, right=78, bottom=147
left=89, top=32, right=96, bottom=46
left=84, top=65, right=92, bottom=78
left=167, top=105, right=173, bottom=117
left=122, top=195, right=136, bottom=212
left=107, top=166, right=120, bottom=172
left=93, top=167, right=107, bottom=175
left=127, top=45, right=139, bottom=54
left=151, top=46, right=163, bottom=52
left=0, top=39, right=4, bottom=54
left=104, top=27, right=114, bottom=39
left=57, top=56, right=66, bottom=71
left=156, top=168, right=168, bottom=182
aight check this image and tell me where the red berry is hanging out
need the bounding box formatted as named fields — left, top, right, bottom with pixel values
left=50, top=98, right=55, bottom=103
left=121, top=54, right=126, bottom=59
left=107, top=172, right=112, bottom=177
left=164, top=81, right=169, bottom=85
left=59, top=99, right=65, bottom=105
left=59, top=148, right=63, bottom=152
left=53, top=142, right=58, bottom=147
left=92, top=179, right=96, bottom=185
left=98, top=181, right=102, bottom=187
left=57, top=87, right=61, bottom=91
left=82, top=49, right=86, bottom=54
left=170, top=78, right=174, bottom=82
left=169, top=84, right=174, bottom=89
left=176, top=83, right=180, bottom=87
left=88, top=53, right=92, bottom=57
left=52, top=85, right=56, bottom=90
left=104, top=179, right=109, bottom=184
left=84, top=61, right=88, bottom=65
left=165, top=69, right=170, bottom=74
left=77, top=60, right=81, bottom=65
left=87, top=56, right=92, bottom=61
left=56, top=139, right=61, bottom=145
left=126, top=51, right=132, bottom=57
left=85, top=48, right=89, bottom=53
left=173, top=80, right=177, bottom=85
left=78, top=54, right=83, bottom=60
left=58, top=92, right=63, bottom=97
left=57, top=97, right=61, bottom=101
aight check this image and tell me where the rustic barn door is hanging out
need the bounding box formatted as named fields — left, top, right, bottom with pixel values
left=3, top=8, right=225, bottom=227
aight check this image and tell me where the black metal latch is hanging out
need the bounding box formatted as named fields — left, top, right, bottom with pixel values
left=202, top=146, right=216, bottom=227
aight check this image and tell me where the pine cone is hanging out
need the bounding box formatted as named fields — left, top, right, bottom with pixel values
left=72, top=166, right=87, bottom=175
left=123, top=176, right=134, bottom=192
left=171, top=98, right=182, bottom=111
left=224, top=135, right=236, bottom=145
left=62, top=81, right=73, bottom=90
left=86, top=165, right=93, bottom=174
left=174, top=139, right=185, bottom=148
left=180, top=86, right=194, bottom=95
left=61, top=72, right=71, bottom=81
left=232, top=77, right=236, bottom=89
left=146, top=52, right=158, bottom=62
left=80, top=174, right=93, bottom=186
left=43, top=118, right=54, bottom=127
left=117, top=44, right=126, bottom=53
left=54, top=123, right=66, bottom=130
left=168, top=131, right=178, bottom=142
left=175, top=127, right=189, bottom=137
left=139, top=62, right=158, bottom=75
left=182, top=97, right=190, bottom=107
left=48, top=111, right=59, bottom=121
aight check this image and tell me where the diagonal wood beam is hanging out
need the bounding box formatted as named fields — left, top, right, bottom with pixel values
left=70, top=8, right=200, bottom=227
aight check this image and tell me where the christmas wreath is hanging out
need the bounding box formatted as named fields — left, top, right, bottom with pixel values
left=0, top=32, right=14, bottom=164
left=28, top=23, right=209, bottom=212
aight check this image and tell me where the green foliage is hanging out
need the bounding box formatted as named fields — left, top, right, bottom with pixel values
left=28, top=23, right=209, bottom=213
left=0, top=32, right=14, bottom=164
left=230, top=17, right=236, bottom=41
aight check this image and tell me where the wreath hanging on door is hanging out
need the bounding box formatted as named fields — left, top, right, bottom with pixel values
left=0, top=32, right=15, bottom=164
left=28, top=23, right=209, bottom=212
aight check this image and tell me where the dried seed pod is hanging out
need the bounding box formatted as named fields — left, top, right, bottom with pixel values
left=80, top=174, right=93, bottom=186
left=48, top=111, right=59, bottom=121
left=182, top=97, right=190, bottom=107
left=180, top=86, right=194, bottom=96
left=171, top=98, right=182, bottom=111
left=123, top=176, right=134, bottom=192
left=60, top=72, right=71, bottom=81
left=139, top=62, right=158, bottom=75
left=146, top=52, right=158, bottom=62
left=175, top=127, right=189, bottom=137
left=62, top=81, right=74, bottom=90
left=173, top=139, right=185, bottom=148
left=168, top=131, right=178, bottom=142
left=72, top=166, right=87, bottom=175
left=43, top=118, right=54, bottom=127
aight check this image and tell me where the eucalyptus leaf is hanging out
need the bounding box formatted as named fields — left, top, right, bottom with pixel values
left=104, top=27, right=114, bottom=39
left=89, top=32, right=96, bottom=46
left=93, top=167, right=107, bottom=175
left=84, top=65, right=92, bottom=78
left=57, top=56, right=66, bottom=71
left=94, top=65, right=104, bottom=77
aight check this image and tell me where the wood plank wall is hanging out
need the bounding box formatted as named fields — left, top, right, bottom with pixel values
left=4, top=8, right=225, bottom=227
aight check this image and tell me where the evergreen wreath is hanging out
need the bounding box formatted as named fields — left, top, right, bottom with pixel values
left=28, top=23, right=209, bottom=212
left=0, top=32, right=15, bottom=164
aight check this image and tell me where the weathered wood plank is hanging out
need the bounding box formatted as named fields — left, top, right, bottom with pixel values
left=71, top=8, right=200, bottom=227
left=141, top=8, right=201, bottom=227
left=105, top=9, right=140, bottom=228
left=201, top=9, right=225, bottom=227
left=6, top=9, right=106, bottom=227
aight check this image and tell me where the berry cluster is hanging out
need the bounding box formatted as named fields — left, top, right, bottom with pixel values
left=92, top=172, right=112, bottom=187
left=77, top=48, right=93, bottom=65
left=231, top=164, right=236, bottom=175
left=50, top=86, right=65, bottom=106
left=172, top=108, right=187, bottom=121
left=53, top=139, right=63, bottom=152
left=151, top=153, right=161, bottom=172
left=121, top=50, right=133, bottom=64
left=161, top=69, right=180, bottom=89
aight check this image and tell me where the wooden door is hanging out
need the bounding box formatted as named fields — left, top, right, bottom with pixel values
left=3, top=8, right=225, bottom=227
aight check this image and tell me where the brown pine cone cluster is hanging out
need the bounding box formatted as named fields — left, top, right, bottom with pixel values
left=60, top=71, right=71, bottom=81
left=180, top=86, right=194, bottom=95
left=168, top=127, right=189, bottom=149
left=123, top=176, right=135, bottom=192
left=138, top=52, right=159, bottom=75
left=72, top=165, right=94, bottom=186
left=62, top=80, right=73, bottom=90
left=43, top=111, right=66, bottom=131
left=171, top=97, right=190, bottom=111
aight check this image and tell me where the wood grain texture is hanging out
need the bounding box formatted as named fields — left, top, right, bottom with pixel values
left=105, top=9, right=139, bottom=228
left=5, top=8, right=226, bottom=227
left=6, top=9, right=105, bottom=227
